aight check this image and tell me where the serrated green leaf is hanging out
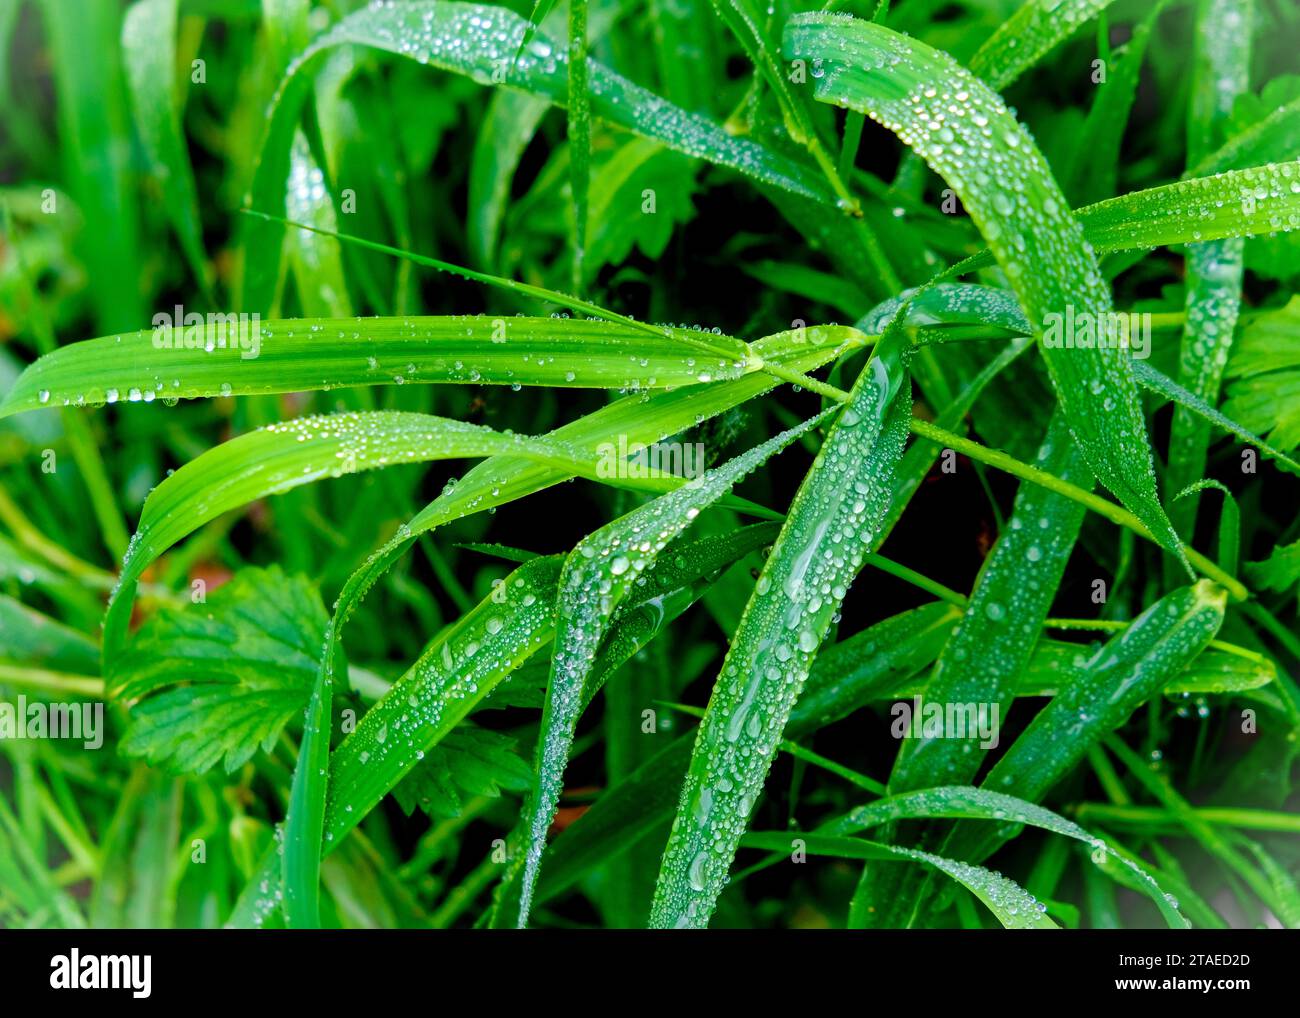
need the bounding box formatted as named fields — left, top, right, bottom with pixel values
left=116, top=567, right=326, bottom=773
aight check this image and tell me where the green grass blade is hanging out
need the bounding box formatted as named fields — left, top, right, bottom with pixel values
left=121, top=0, right=210, bottom=292
left=855, top=414, right=1091, bottom=926
left=566, top=0, right=589, bottom=289
left=515, top=410, right=831, bottom=926
left=947, top=581, right=1227, bottom=866
left=241, top=1, right=834, bottom=311
left=1167, top=0, right=1253, bottom=550
left=1173, top=480, right=1240, bottom=576
left=0, top=315, right=752, bottom=418
left=1075, top=160, right=1300, bottom=252
left=282, top=659, right=330, bottom=927
left=1105, top=736, right=1299, bottom=925
left=824, top=786, right=1186, bottom=928
left=741, top=831, right=1057, bottom=929
left=969, top=0, right=1117, bottom=92
left=38, top=0, right=142, bottom=330
left=1133, top=360, right=1300, bottom=475
left=1063, top=0, right=1173, bottom=205
left=99, top=411, right=683, bottom=683
left=229, top=556, right=563, bottom=927
left=649, top=333, right=913, bottom=928
left=785, top=14, right=1186, bottom=566
left=468, top=90, right=549, bottom=268
left=1193, top=96, right=1300, bottom=176
left=890, top=414, right=1092, bottom=795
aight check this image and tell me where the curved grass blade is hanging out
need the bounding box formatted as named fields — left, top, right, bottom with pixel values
left=290, top=325, right=861, bottom=771
left=649, top=332, right=913, bottom=928
left=1132, top=359, right=1300, bottom=475
left=889, top=414, right=1093, bottom=794
left=0, top=315, right=751, bottom=418
left=1167, top=0, right=1253, bottom=550
left=1174, top=480, right=1239, bottom=577
left=515, top=410, right=832, bottom=926
left=947, top=581, right=1228, bottom=867
left=242, top=1, right=833, bottom=311
left=265, top=334, right=860, bottom=895
left=121, top=0, right=209, bottom=292
left=873, top=281, right=1300, bottom=475
left=704, top=0, right=857, bottom=212
left=785, top=14, right=1186, bottom=566
left=740, top=831, right=1057, bottom=929
left=969, top=0, right=1117, bottom=92
left=246, top=525, right=775, bottom=927
left=283, top=659, right=330, bottom=927
left=1194, top=96, right=1300, bottom=176
left=1075, top=160, right=1300, bottom=253
left=824, top=786, right=1186, bottom=927
left=469, top=90, right=549, bottom=267
left=855, top=414, right=1091, bottom=926
left=566, top=0, right=589, bottom=289
left=1063, top=0, right=1173, bottom=205
left=100, top=411, right=674, bottom=686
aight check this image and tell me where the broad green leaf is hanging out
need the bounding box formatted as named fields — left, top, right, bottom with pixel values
left=1223, top=296, right=1300, bottom=448
left=515, top=410, right=831, bottom=926
left=392, top=725, right=532, bottom=819
left=116, top=567, right=327, bottom=773
left=650, top=332, right=913, bottom=928
left=0, top=315, right=752, bottom=418
left=583, top=140, right=697, bottom=281
left=785, top=14, right=1185, bottom=565
left=1247, top=539, right=1300, bottom=597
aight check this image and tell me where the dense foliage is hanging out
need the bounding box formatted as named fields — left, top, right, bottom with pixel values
left=1, top=0, right=1298, bottom=930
